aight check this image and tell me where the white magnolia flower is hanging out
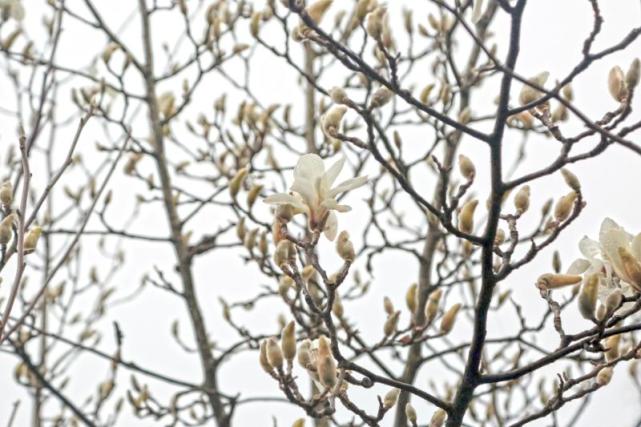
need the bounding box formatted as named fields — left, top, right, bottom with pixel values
left=568, top=218, right=641, bottom=300
left=0, top=0, right=24, bottom=20
left=264, top=154, right=367, bottom=240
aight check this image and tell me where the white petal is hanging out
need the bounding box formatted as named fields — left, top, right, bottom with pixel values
left=632, top=232, right=641, bottom=260
left=329, top=176, right=368, bottom=198
left=264, top=193, right=306, bottom=210
left=566, top=258, right=591, bottom=275
left=600, top=220, right=630, bottom=279
left=323, top=157, right=345, bottom=188
left=294, top=154, right=325, bottom=183
left=323, top=211, right=338, bottom=241
left=321, top=199, right=352, bottom=212
left=578, top=236, right=600, bottom=260
left=291, top=177, right=316, bottom=205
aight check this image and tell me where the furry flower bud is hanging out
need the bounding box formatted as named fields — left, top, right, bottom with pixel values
left=578, top=274, right=599, bottom=321
left=273, top=240, right=292, bottom=268
left=440, top=303, right=461, bottom=334
left=405, top=283, right=417, bottom=313
left=514, top=185, right=530, bottom=214
left=0, top=181, right=12, bottom=206
left=458, top=200, right=478, bottom=234
left=259, top=340, right=273, bottom=373
left=369, top=87, right=393, bottom=109
left=266, top=337, right=284, bottom=370
left=383, top=388, right=400, bottom=409
left=554, top=192, right=576, bottom=222
left=458, top=154, right=475, bottom=180
left=608, top=66, right=627, bottom=102
left=626, top=58, right=641, bottom=89
left=430, top=409, right=447, bottom=427
left=424, top=288, right=442, bottom=326
left=366, top=7, right=386, bottom=40
left=229, top=167, right=248, bottom=199
left=561, top=169, right=581, bottom=192
left=281, top=321, right=297, bottom=363
left=336, top=230, right=355, bottom=262
left=618, top=246, right=641, bottom=291
left=24, top=226, right=42, bottom=254
left=537, top=273, right=582, bottom=290
left=297, top=339, right=312, bottom=368
left=596, top=366, right=613, bottom=386
left=405, top=403, right=417, bottom=424
left=321, top=105, right=347, bottom=138
left=329, top=87, right=349, bottom=105
left=383, top=311, right=400, bottom=337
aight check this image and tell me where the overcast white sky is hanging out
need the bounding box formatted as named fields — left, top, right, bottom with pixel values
left=2, top=1, right=641, bottom=426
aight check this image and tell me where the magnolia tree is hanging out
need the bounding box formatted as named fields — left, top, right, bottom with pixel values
left=2, top=0, right=641, bottom=426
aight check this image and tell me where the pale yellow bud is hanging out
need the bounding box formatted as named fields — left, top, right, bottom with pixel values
left=281, top=321, right=297, bottom=363
left=259, top=340, right=273, bottom=373
left=306, top=0, right=333, bottom=24
left=608, top=66, right=627, bottom=102
left=562, top=84, right=573, bottom=101
left=383, top=311, right=400, bottom=337
left=383, top=296, right=394, bottom=315
left=578, top=274, right=599, bottom=321
left=0, top=213, right=15, bottom=245
left=459, top=200, right=478, bottom=233
left=514, top=185, right=530, bottom=213
left=605, top=334, right=621, bottom=362
left=519, top=72, right=548, bottom=105
left=561, top=168, right=581, bottom=192
left=596, top=366, right=613, bottom=386
left=236, top=217, right=246, bottom=241
left=317, top=353, right=337, bottom=389
left=329, top=87, right=349, bottom=104
left=458, top=154, right=475, bottom=180
left=247, top=184, right=263, bottom=208
left=405, top=283, right=417, bottom=313
left=618, top=246, right=641, bottom=291
left=552, top=251, right=562, bottom=272
left=318, top=335, right=331, bottom=357
left=537, top=273, right=582, bottom=289
left=458, top=107, right=471, bottom=125
left=332, top=294, right=344, bottom=317
left=605, top=289, right=623, bottom=317
left=383, top=388, right=400, bottom=409
left=297, top=339, right=312, bottom=368
left=0, top=181, right=12, bottom=206
left=554, top=192, right=576, bottom=222
left=250, top=12, right=261, bottom=38
left=430, top=409, right=447, bottom=427
left=291, top=419, right=305, bottom=427
left=302, top=264, right=315, bottom=281
left=494, top=228, right=506, bottom=246
left=99, top=380, right=115, bottom=401
left=369, top=86, right=393, bottom=109
left=273, top=240, right=292, bottom=268
left=626, top=58, right=641, bottom=89
left=424, top=288, right=442, bottom=325
left=24, top=226, right=42, bottom=254
left=336, top=230, right=355, bottom=262
left=101, top=42, right=119, bottom=65
left=366, top=7, right=386, bottom=40
left=440, top=303, right=461, bottom=334
left=266, top=337, right=284, bottom=370
left=419, top=84, right=435, bottom=104
left=229, top=167, right=248, bottom=199
left=321, top=105, right=347, bottom=138
left=405, top=403, right=417, bottom=424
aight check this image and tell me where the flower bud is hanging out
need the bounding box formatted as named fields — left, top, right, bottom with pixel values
left=562, top=84, right=574, bottom=101
left=0, top=181, right=12, bottom=206
left=494, top=228, right=506, bottom=246
left=626, top=58, right=641, bottom=89
left=605, top=289, right=623, bottom=317
left=458, top=107, right=471, bottom=125
left=24, top=226, right=42, bottom=254
left=596, top=366, right=613, bottom=386
left=329, top=87, right=349, bottom=105
left=259, top=340, right=273, bottom=373
left=0, top=213, right=15, bottom=245
left=336, top=230, right=355, bottom=262
left=266, top=337, right=284, bottom=370
left=405, top=283, right=417, bottom=313
left=306, top=0, right=333, bottom=24
left=554, top=192, right=576, bottom=222
left=552, top=251, right=562, bottom=273
left=321, top=105, right=347, bottom=138
left=519, top=72, right=548, bottom=105
left=229, top=167, right=248, bottom=199
left=430, top=409, right=447, bottom=427
left=383, top=296, right=394, bottom=315
left=366, top=7, right=386, bottom=40
left=236, top=217, right=246, bottom=241
left=301, top=264, right=315, bottom=281
left=369, top=86, right=393, bottom=109
left=297, top=339, right=312, bottom=368
left=424, top=288, right=442, bottom=325
left=383, top=388, right=400, bottom=409
left=405, top=403, right=417, bottom=424
left=250, top=12, right=261, bottom=38
left=458, top=199, right=478, bottom=234
left=246, top=184, right=263, bottom=208
left=273, top=240, right=292, bottom=268
left=618, top=246, right=641, bottom=291
left=281, top=321, right=297, bottom=363
left=383, top=311, right=400, bottom=337
left=537, top=273, right=582, bottom=289
left=292, top=420, right=305, bottom=427
left=514, top=185, right=530, bottom=213
left=317, top=336, right=336, bottom=388
left=578, top=274, right=599, bottom=321
left=440, top=303, right=461, bottom=334
left=605, top=334, right=621, bottom=362
left=332, top=293, right=344, bottom=317
left=608, top=65, right=627, bottom=102
left=420, top=84, right=435, bottom=104
left=560, top=168, right=580, bottom=192
left=458, top=154, right=475, bottom=180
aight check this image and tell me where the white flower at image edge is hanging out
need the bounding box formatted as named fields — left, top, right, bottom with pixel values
left=264, top=154, right=368, bottom=240
left=568, top=217, right=641, bottom=300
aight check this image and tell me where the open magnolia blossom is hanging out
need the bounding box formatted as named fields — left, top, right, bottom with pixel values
left=264, top=154, right=368, bottom=240
left=568, top=218, right=641, bottom=300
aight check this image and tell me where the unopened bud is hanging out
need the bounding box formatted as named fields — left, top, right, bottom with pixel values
left=537, top=273, right=582, bottom=289
left=329, top=87, right=349, bottom=105
left=306, top=0, right=333, bottom=24
left=424, top=288, right=442, bottom=325
left=405, top=283, right=417, bottom=313
left=626, top=58, right=641, bottom=89
left=618, top=246, right=641, bottom=291
left=440, top=303, right=461, bottom=334
left=430, top=409, right=447, bottom=427
left=459, top=199, right=478, bottom=233
left=554, top=192, right=576, bottom=222
left=458, top=154, right=475, bottom=180
left=605, top=334, right=621, bottom=362
left=578, top=274, right=599, bottom=321
left=0, top=181, right=12, bottom=206
left=250, top=12, right=261, bottom=38
left=229, top=167, right=248, bottom=199
left=266, top=337, right=284, bottom=370
left=405, top=403, right=417, bottom=424
left=24, top=226, right=42, bottom=254
left=383, top=311, right=400, bottom=337
left=561, top=169, right=581, bottom=192
left=336, top=230, right=355, bottom=262
left=383, top=296, right=394, bottom=315
left=321, top=105, right=347, bottom=138
left=596, top=366, right=613, bottom=386
left=369, top=86, right=393, bottom=109
left=514, top=185, right=530, bottom=213
left=608, top=66, right=627, bottom=102
left=519, top=72, right=548, bottom=105
left=605, top=289, right=624, bottom=317
left=259, top=340, right=273, bottom=373
left=247, top=184, right=263, bottom=208
left=383, top=388, right=400, bottom=409
left=297, top=339, right=312, bottom=368
left=292, top=420, right=305, bottom=427
left=366, top=7, right=386, bottom=40
left=273, top=240, right=292, bottom=268
left=281, top=321, right=296, bottom=363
